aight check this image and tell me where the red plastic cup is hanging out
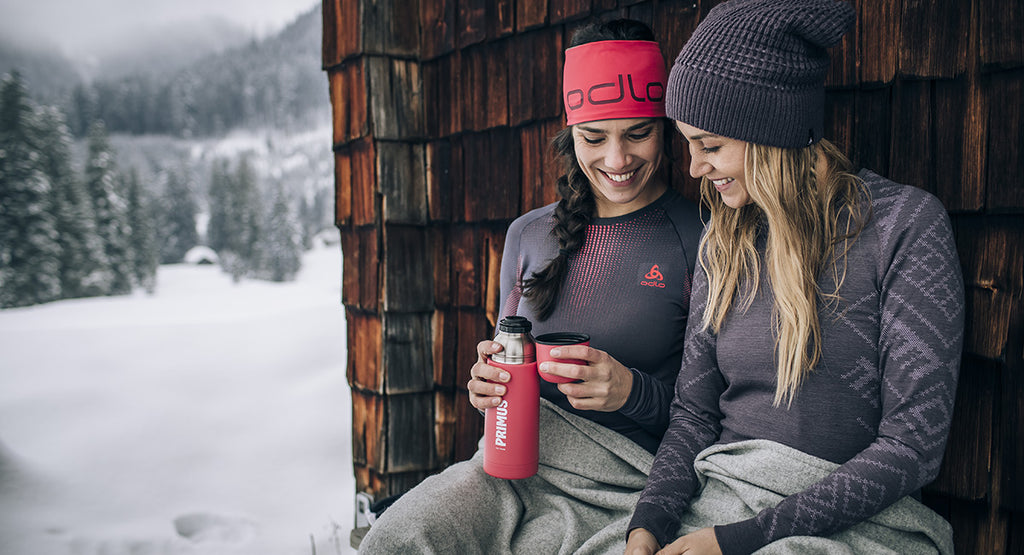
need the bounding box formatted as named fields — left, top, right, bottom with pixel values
left=535, top=332, right=590, bottom=383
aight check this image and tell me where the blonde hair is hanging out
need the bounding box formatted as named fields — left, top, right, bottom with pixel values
left=698, top=138, right=868, bottom=407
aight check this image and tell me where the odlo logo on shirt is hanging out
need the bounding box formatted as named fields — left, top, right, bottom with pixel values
left=640, top=264, right=666, bottom=288
left=494, top=400, right=509, bottom=449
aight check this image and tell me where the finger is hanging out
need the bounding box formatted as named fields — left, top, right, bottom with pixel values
left=547, top=344, right=592, bottom=362
left=471, top=361, right=511, bottom=383
left=476, top=340, right=503, bottom=360
left=539, top=361, right=584, bottom=382
left=468, top=388, right=504, bottom=409
left=467, top=375, right=507, bottom=397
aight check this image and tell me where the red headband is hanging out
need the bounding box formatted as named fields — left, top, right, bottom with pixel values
left=562, top=40, right=667, bottom=126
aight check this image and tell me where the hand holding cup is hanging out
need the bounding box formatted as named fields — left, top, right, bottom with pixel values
left=535, top=332, right=590, bottom=383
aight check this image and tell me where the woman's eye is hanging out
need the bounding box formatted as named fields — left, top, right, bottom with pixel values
left=702, top=146, right=721, bottom=154
left=629, top=131, right=652, bottom=141
left=582, top=136, right=603, bottom=145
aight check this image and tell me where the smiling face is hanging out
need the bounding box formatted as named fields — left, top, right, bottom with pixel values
left=572, top=118, right=667, bottom=218
left=676, top=121, right=750, bottom=209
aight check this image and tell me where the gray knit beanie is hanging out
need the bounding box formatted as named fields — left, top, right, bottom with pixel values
left=666, top=0, right=855, bottom=148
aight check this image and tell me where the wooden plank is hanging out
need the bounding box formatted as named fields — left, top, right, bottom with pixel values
left=852, top=87, right=891, bottom=176
left=383, top=312, right=435, bottom=394
left=349, top=137, right=377, bottom=227
left=351, top=389, right=384, bottom=469
left=979, top=0, right=1024, bottom=70
left=321, top=0, right=359, bottom=67
left=483, top=41, right=510, bottom=130
left=421, top=0, right=455, bottom=60
left=518, top=0, right=549, bottom=31
left=383, top=225, right=434, bottom=311
left=462, top=131, right=490, bottom=220
left=432, top=308, right=458, bottom=386
left=347, top=311, right=383, bottom=392
left=439, top=52, right=464, bottom=137
left=368, top=57, right=424, bottom=140
left=434, top=391, right=458, bottom=465
left=859, top=0, right=900, bottom=85
left=488, top=0, right=516, bottom=38
left=377, top=141, right=427, bottom=225
left=422, top=60, right=441, bottom=138
left=898, top=0, right=969, bottom=78
left=509, top=29, right=564, bottom=126
left=449, top=135, right=467, bottom=222
left=955, top=216, right=1024, bottom=360
left=386, top=393, right=436, bottom=472
left=457, top=309, right=491, bottom=381
left=452, top=226, right=483, bottom=307
left=519, top=122, right=550, bottom=213
left=1000, top=314, right=1024, bottom=512
left=549, top=0, right=591, bottom=24
left=487, top=126, right=522, bottom=221
left=361, top=0, right=420, bottom=56
left=328, top=61, right=368, bottom=147
left=430, top=227, right=453, bottom=307
left=934, top=78, right=986, bottom=212
left=889, top=79, right=934, bottom=194
left=339, top=225, right=380, bottom=312
left=340, top=230, right=358, bottom=306
left=454, top=387, right=484, bottom=463
left=462, top=46, right=487, bottom=131
left=485, top=227, right=506, bottom=328
left=458, top=0, right=487, bottom=48
left=653, top=1, right=700, bottom=72
left=340, top=226, right=380, bottom=312
left=334, top=149, right=353, bottom=226
left=358, top=227, right=380, bottom=311
left=826, top=0, right=858, bottom=87
left=926, top=355, right=994, bottom=501
left=824, top=90, right=856, bottom=158
left=625, top=2, right=654, bottom=27
left=986, top=70, right=1024, bottom=211
left=425, top=141, right=452, bottom=222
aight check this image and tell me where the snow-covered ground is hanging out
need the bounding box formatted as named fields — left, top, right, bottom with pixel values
left=0, top=245, right=356, bottom=555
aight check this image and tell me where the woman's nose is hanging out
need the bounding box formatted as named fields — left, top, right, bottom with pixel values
left=604, top=141, right=629, bottom=170
left=689, top=154, right=711, bottom=178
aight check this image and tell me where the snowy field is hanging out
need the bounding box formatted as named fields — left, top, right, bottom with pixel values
left=0, top=245, right=356, bottom=555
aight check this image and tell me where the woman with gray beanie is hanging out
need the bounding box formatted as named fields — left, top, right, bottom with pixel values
left=625, top=1, right=964, bottom=554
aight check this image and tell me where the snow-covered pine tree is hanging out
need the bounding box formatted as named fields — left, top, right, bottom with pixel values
left=0, top=72, right=62, bottom=308
left=84, top=121, right=133, bottom=296
left=157, top=168, right=199, bottom=264
left=125, top=168, right=158, bottom=293
left=234, top=154, right=264, bottom=278
left=261, top=183, right=302, bottom=282
left=37, top=106, right=112, bottom=299
left=206, top=158, right=232, bottom=255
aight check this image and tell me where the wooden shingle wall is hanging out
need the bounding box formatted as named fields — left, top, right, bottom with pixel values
left=323, top=0, right=1023, bottom=551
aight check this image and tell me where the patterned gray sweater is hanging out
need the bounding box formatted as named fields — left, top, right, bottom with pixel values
left=628, top=170, right=965, bottom=554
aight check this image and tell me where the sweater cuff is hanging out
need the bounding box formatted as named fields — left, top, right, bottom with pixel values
left=628, top=502, right=682, bottom=548
left=714, top=518, right=766, bottom=555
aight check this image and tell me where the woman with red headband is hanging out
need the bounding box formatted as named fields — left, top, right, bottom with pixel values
left=359, top=19, right=701, bottom=554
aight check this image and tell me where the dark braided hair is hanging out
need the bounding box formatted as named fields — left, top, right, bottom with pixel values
left=521, top=19, right=665, bottom=321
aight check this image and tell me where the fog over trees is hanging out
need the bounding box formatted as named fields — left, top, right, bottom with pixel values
left=0, top=7, right=333, bottom=308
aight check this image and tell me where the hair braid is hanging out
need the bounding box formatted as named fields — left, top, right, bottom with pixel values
left=521, top=127, right=594, bottom=320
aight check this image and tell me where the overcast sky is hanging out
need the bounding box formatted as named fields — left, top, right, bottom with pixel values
left=0, top=0, right=318, bottom=56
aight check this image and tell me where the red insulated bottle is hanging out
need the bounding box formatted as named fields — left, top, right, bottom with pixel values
left=483, top=316, right=539, bottom=479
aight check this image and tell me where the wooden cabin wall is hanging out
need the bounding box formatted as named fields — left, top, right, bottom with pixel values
left=322, top=0, right=1024, bottom=551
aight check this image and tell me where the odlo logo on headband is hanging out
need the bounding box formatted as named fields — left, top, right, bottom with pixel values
left=565, top=74, right=665, bottom=112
